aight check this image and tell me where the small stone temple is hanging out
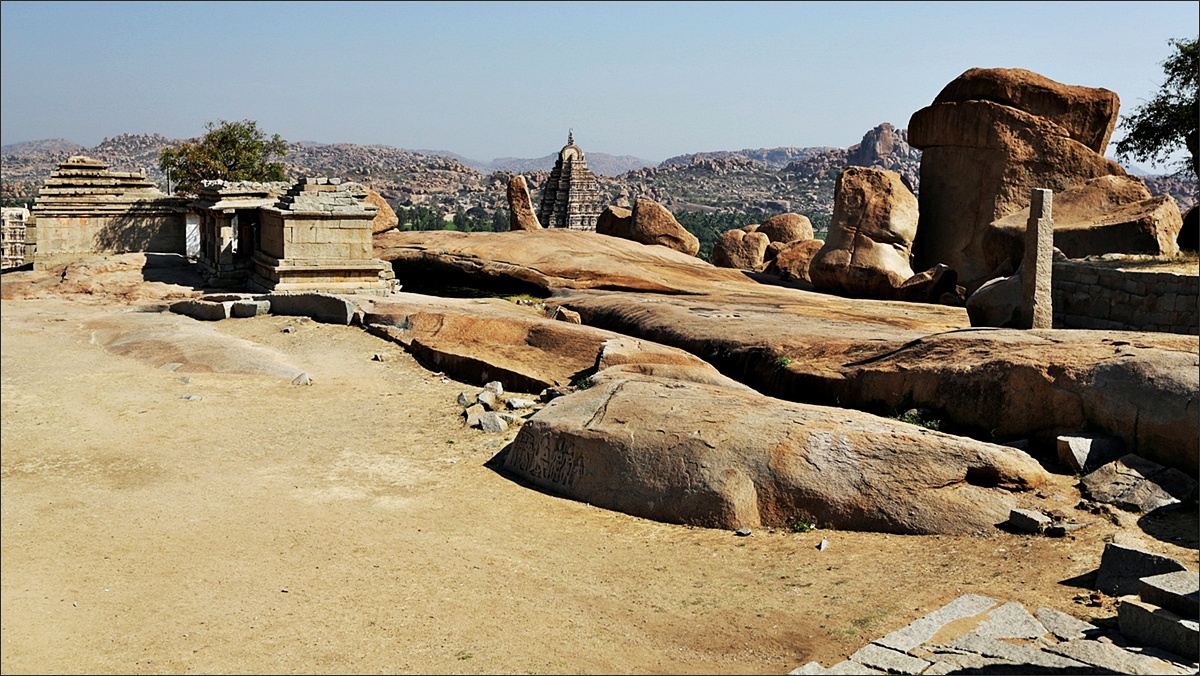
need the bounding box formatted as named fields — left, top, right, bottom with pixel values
left=1, top=207, right=31, bottom=269
left=537, top=131, right=602, bottom=230
left=29, top=156, right=188, bottom=269
left=191, top=177, right=396, bottom=295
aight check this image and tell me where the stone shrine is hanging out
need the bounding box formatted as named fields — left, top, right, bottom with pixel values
left=29, top=156, right=188, bottom=269
left=1, top=207, right=30, bottom=269
left=537, top=132, right=602, bottom=230
left=192, top=177, right=396, bottom=295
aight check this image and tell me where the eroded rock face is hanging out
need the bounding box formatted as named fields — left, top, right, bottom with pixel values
left=808, top=167, right=919, bottom=298
left=506, top=176, right=543, bottom=231
left=989, top=175, right=1182, bottom=260
left=557, top=289, right=1198, bottom=475
left=595, top=205, right=633, bottom=239
left=909, top=68, right=1127, bottom=289
left=712, top=229, right=770, bottom=270
left=365, top=190, right=399, bottom=235
left=627, top=198, right=701, bottom=256
left=757, top=213, right=814, bottom=244
left=764, top=239, right=825, bottom=283
left=503, top=369, right=1047, bottom=534
left=931, top=67, right=1120, bottom=153
left=374, top=229, right=752, bottom=295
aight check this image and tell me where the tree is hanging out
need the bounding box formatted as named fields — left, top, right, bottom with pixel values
left=1114, top=36, right=1198, bottom=179
left=159, top=119, right=288, bottom=195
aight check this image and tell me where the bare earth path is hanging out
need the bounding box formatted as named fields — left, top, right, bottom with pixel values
left=2, top=291, right=1196, bottom=674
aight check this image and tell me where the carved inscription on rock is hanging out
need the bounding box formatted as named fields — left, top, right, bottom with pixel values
left=507, top=430, right=586, bottom=491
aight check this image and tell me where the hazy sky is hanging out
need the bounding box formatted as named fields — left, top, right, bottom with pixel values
left=2, top=1, right=1196, bottom=169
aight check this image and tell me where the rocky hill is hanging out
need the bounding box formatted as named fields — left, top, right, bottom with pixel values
left=3, top=125, right=1194, bottom=217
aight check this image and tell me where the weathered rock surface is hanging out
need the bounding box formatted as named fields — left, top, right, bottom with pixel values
left=374, top=229, right=753, bottom=295
left=909, top=67, right=1127, bottom=289
left=931, top=67, right=1120, bottom=153
left=809, top=167, right=919, bottom=299
left=365, top=189, right=399, bottom=234
left=764, top=239, right=825, bottom=283
left=712, top=228, right=770, bottom=270
left=626, top=198, right=701, bottom=256
left=989, top=175, right=1183, bottom=261
left=358, top=292, right=728, bottom=393
left=506, top=175, right=542, bottom=231
left=502, top=368, right=1047, bottom=534
left=557, top=289, right=1199, bottom=474
left=757, top=213, right=814, bottom=244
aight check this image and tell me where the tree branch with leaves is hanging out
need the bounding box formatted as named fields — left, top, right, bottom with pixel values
left=1115, top=36, right=1198, bottom=180
left=159, top=119, right=288, bottom=196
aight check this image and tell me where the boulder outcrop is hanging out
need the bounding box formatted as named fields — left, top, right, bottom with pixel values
left=757, top=213, right=814, bottom=244
left=506, top=175, right=543, bottom=231
left=909, top=68, right=1127, bottom=289
left=763, top=239, right=825, bottom=283
left=625, top=198, right=701, bottom=256
left=595, top=205, right=633, bottom=239
left=374, top=229, right=751, bottom=295
left=365, top=189, right=399, bottom=234
left=989, top=175, right=1182, bottom=260
left=712, top=228, right=770, bottom=270
left=808, top=167, right=919, bottom=298
left=502, top=368, right=1048, bottom=534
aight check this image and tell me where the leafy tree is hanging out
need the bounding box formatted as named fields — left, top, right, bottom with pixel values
left=1115, top=36, right=1198, bottom=179
left=159, top=119, right=288, bottom=195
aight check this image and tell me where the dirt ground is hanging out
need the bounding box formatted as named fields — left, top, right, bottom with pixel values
left=2, top=262, right=1197, bottom=675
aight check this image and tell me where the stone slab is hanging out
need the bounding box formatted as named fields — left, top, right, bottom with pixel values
left=1118, top=596, right=1200, bottom=662
left=1057, top=433, right=1124, bottom=474
left=1140, top=570, right=1199, bottom=619
left=1008, top=508, right=1051, bottom=533
left=942, top=634, right=1088, bottom=669
left=169, top=298, right=231, bottom=321
left=265, top=292, right=356, bottom=325
left=1034, top=607, right=1101, bottom=641
left=1048, top=634, right=1191, bottom=674
left=1095, top=542, right=1187, bottom=597
left=873, top=593, right=999, bottom=651
left=230, top=299, right=271, bottom=318
left=969, top=601, right=1047, bottom=639
left=847, top=643, right=930, bottom=675
left=922, top=652, right=1017, bottom=675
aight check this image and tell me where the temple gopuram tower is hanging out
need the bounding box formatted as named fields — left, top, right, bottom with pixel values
left=537, top=131, right=601, bottom=230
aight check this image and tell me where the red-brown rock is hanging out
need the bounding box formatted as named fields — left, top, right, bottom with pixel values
left=712, top=229, right=770, bottom=270
left=506, top=176, right=543, bottom=231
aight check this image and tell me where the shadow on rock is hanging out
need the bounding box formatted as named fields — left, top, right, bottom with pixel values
left=1137, top=502, right=1199, bottom=550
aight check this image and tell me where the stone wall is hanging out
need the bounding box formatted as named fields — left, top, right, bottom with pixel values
left=1053, top=260, right=1198, bottom=334
left=30, top=156, right=187, bottom=269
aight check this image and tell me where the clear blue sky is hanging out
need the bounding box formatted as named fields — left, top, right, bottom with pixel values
left=1, top=1, right=1196, bottom=169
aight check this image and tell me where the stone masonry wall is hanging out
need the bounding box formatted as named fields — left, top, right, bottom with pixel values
left=1053, top=260, right=1198, bottom=334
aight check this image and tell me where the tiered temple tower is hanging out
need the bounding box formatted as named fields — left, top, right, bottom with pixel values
left=537, top=131, right=601, bottom=230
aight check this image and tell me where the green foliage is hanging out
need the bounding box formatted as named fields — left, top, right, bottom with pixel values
left=1115, top=36, right=1199, bottom=179
left=893, top=409, right=941, bottom=431
left=787, top=514, right=817, bottom=533
left=775, top=355, right=793, bottom=369
left=159, top=119, right=288, bottom=196
left=396, top=205, right=505, bottom=233
left=673, top=209, right=831, bottom=260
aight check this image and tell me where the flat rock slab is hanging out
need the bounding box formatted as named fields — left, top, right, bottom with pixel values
left=848, top=643, right=930, bottom=674
left=265, top=292, right=357, bottom=325
left=1047, top=634, right=1190, bottom=674
left=1035, top=606, right=1101, bottom=641
left=1082, top=453, right=1197, bottom=513
left=557, top=289, right=1199, bottom=476
left=1095, top=542, right=1187, bottom=597
left=874, top=594, right=999, bottom=651
left=503, top=369, right=1047, bottom=535
left=1139, top=570, right=1200, bottom=619
left=84, top=311, right=306, bottom=379
left=968, top=601, right=1047, bottom=640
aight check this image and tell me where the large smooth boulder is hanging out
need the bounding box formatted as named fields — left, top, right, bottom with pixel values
left=503, top=369, right=1048, bottom=535
left=374, top=229, right=753, bottom=295
left=989, top=175, right=1182, bottom=260
left=909, top=68, right=1126, bottom=290
left=359, top=293, right=732, bottom=393
left=365, top=190, right=399, bottom=234
left=595, top=205, right=633, bottom=239
left=809, top=167, right=919, bottom=298
left=506, top=176, right=543, bottom=231
left=763, top=239, right=825, bottom=283
left=626, top=198, right=701, bottom=256
left=712, top=229, right=770, bottom=270
left=558, top=289, right=1198, bottom=475
left=932, top=67, right=1120, bottom=153
left=757, top=213, right=814, bottom=244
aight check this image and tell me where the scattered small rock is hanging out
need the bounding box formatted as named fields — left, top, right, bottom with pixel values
left=371, top=353, right=390, bottom=362
left=179, top=394, right=201, bottom=401
left=817, top=539, right=830, bottom=551
left=483, top=381, right=504, bottom=396
left=291, top=372, right=311, bottom=386
left=505, top=397, right=538, bottom=410
left=734, top=527, right=752, bottom=536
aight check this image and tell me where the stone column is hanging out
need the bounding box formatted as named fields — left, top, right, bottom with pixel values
left=1020, top=188, right=1054, bottom=329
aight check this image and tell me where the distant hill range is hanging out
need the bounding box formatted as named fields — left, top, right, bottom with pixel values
left=3, top=125, right=1195, bottom=217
